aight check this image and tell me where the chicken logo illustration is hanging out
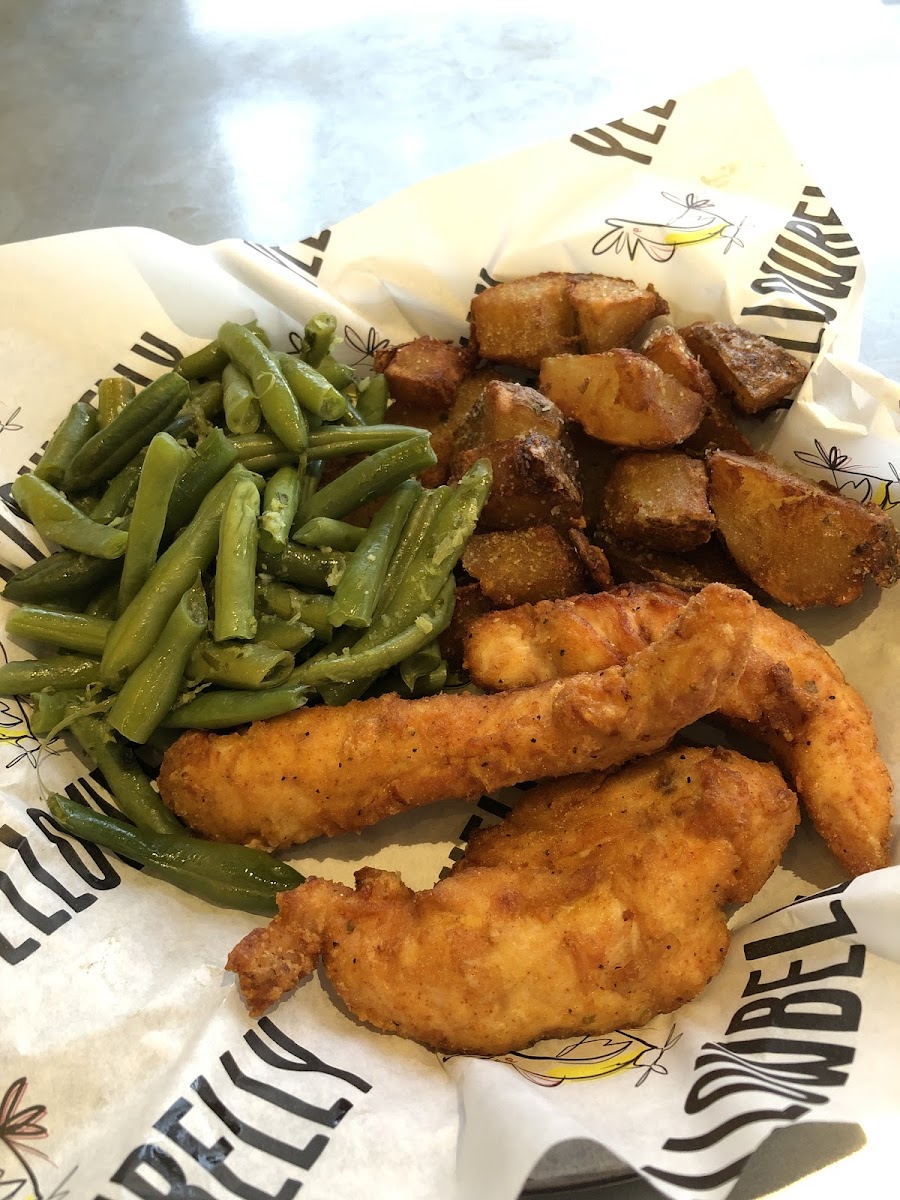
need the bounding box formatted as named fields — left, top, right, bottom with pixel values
left=498, top=1026, right=681, bottom=1088
left=592, top=192, right=747, bottom=262
left=794, top=441, right=900, bottom=511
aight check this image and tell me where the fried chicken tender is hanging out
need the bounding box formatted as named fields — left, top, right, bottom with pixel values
left=464, top=586, right=893, bottom=876
left=227, top=747, right=799, bottom=1054
left=158, top=585, right=753, bottom=850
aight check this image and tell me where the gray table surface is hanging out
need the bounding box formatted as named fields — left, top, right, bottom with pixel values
left=2, top=1, right=899, bottom=1197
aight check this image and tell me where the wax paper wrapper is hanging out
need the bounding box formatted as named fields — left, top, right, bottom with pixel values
left=2, top=70, right=900, bottom=1200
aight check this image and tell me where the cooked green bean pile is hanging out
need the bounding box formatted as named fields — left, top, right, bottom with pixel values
left=1, top=313, right=491, bottom=913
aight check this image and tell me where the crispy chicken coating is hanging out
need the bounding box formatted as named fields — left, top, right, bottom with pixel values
left=227, top=747, right=799, bottom=1054
left=464, top=586, right=893, bottom=875
left=159, top=585, right=753, bottom=850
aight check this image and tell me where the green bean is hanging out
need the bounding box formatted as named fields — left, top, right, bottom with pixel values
left=63, top=372, right=190, bottom=491
left=214, top=476, right=259, bottom=642
left=291, top=517, right=365, bottom=552
left=6, top=606, right=112, bottom=656
left=256, top=581, right=334, bottom=640
left=35, top=402, right=99, bottom=487
left=70, top=714, right=183, bottom=834
left=12, top=474, right=128, bottom=559
left=254, top=616, right=316, bottom=653
left=83, top=581, right=120, bottom=618
left=47, top=793, right=303, bottom=915
left=0, top=655, right=105, bottom=695
left=164, top=428, right=238, bottom=536
left=378, top=460, right=491, bottom=636
left=97, top=377, right=136, bottom=428
left=329, top=481, right=421, bottom=629
left=218, top=322, right=308, bottom=453
left=2, top=550, right=120, bottom=605
left=298, top=434, right=436, bottom=524
left=189, top=379, right=226, bottom=418
left=108, top=578, right=208, bottom=743
left=222, top=362, right=262, bottom=434
left=258, top=466, right=301, bottom=556
left=293, top=458, right=323, bottom=525
left=227, top=432, right=293, bottom=467
left=162, top=685, right=309, bottom=731
left=29, top=688, right=82, bottom=737
left=277, top=353, right=348, bottom=422
left=400, top=639, right=447, bottom=695
left=117, top=433, right=191, bottom=615
left=89, top=455, right=144, bottom=523
left=302, top=313, right=336, bottom=367
left=339, top=402, right=366, bottom=427
left=295, top=577, right=455, bottom=685
left=316, top=354, right=356, bottom=392
left=305, top=424, right=423, bottom=459
left=70, top=491, right=101, bottom=515
left=356, top=373, right=389, bottom=425
left=259, top=543, right=348, bottom=591
left=175, top=320, right=270, bottom=381
left=101, top=466, right=245, bottom=685
left=188, top=639, right=294, bottom=689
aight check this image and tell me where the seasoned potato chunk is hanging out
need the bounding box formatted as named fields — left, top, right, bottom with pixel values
left=445, top=368, right=516, bottom=455
left=438, top=582, right=493, bottom=670
left=568, top=275, right=668, bottom=353
left=680, top=322, right=808, bottom=415
left=681, top=392, right=755, bottom=457
left=641, top=325, right=716, bottom=403
left=374, top=336, right=476, bottom=410
left=539, top=350, right=704, bottom=448
left=451, top=433, right=583, bottom=531
left=598, top=530, right=752, bottom=593
left=462, top=524, right=589, bottom=607
left=470, top=273, right=578, bottom=369
left=470, top=272, right=667, bottom=369
left=382, top=397, right=452, bottom=488
left=566, top=423, right=618, bottom=531
left=708, top=451, right=900, bottom=608
left=568, top=528, right=612, bottom=589
left=600, top=452, right=714, bottom=552
left=469, top=380, right=565, bottom=446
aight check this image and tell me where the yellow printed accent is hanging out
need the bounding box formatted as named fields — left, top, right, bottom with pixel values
left=540, top=1046, right=648, bottom=1081
left=664, top=222, right=728, bottom=246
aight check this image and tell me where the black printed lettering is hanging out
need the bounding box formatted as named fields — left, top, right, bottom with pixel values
left=155, top=1097, right=302, bottom=1200
left=108, top=1142, right=216, bottom=1199
left=570, top=101, right=676, bottom=165
left=0, top=922, right=39, bottom=964
left=571, top=126, right=653, bottom=165
left=28, top=807, right=121, bottom=890
left=718, top=1038, right=854, bottom=1088
left=192, top=1075, right=328, bottom=1170
left=220, top=1051, right=351, bottom=1128
left=726, top=988, right=861, bottom=1035
left=661, top=1102, right=809, bottom=1152
left=0, top=824, right=95, bottom=913
left=255, top=1016, right=372, bottom=1092
left=743, top=899, right=857, bottom=961
left=743, top=943, right=865, bottom=995
left=0, top=868, right=69, bottom=935
left=644, top=1152, right=753, bottom=1191
left=131, top=333, right=183, bottom=368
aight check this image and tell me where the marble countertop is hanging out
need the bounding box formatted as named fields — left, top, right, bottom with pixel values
left=2, top=2, right=899, bottom=1197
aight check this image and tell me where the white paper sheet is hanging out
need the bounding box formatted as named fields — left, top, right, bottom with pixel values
left=2, top=70, right=899, bottom=1200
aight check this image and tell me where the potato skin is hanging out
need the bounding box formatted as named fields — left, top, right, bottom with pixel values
left=708, top=451, right=900, bottom=608
left=600, top=452, right=715, bottom=552
left=680, top=322, right=808, bottom=415
left=462, top=524, right=589, bottom=607
left=451, top=433, right=583, bottom=532
left=538, top=349, right=705, bottom=448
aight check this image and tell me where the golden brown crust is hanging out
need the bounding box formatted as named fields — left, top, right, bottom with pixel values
left=464, top=585, right=893, bottom=875
left=679, top=322, right=808, bottom=414
left=227, top=747, right=797, bottom=1052
left=599, top=452, right=715, bottom=552
left=159, top=585, right=754, bottom=850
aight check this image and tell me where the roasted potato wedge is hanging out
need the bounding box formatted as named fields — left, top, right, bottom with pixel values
left=707, top=451, right=900, bottom=608
left=682, top=392, right=755, bottom=457
left=597, top=529, right=752, bottom=593
left=470, top=272, right=667, bottom=369
left=451, top=433, right=583, bottom=532
left=538, top=349, right=705, bottom=448
left=468, top=379, right=565, bottom=446
left=680, top=322, right=808, bottom=415
left=600, top=452, right=714, bottom=552
left=641, top=325, right=716, bottom=404
left=374, top=335, right=476, bottom=410
left=462, top=524, right=589, bottom=607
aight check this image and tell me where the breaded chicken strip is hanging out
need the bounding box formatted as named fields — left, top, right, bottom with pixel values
left=227, top=747, right=799, bottom=1054
left=159, top=584, right=753, bottom=850
left=465, top=586, right=892, bottom=876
